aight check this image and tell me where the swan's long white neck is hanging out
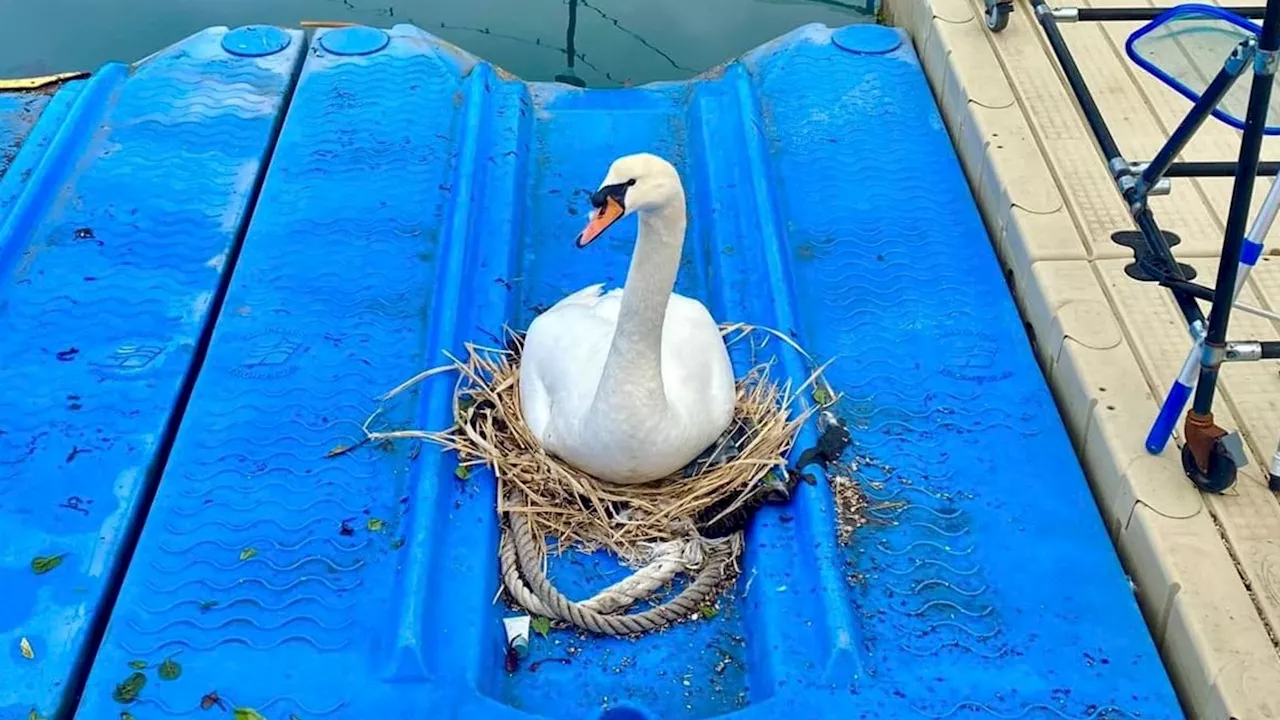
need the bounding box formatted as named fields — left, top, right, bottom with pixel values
left=587, top=198, right=686, bottom=422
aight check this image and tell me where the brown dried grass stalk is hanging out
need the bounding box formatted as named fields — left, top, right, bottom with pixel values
left=369, top=325, right=833, bottom=565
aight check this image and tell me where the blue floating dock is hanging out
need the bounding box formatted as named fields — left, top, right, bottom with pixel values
left=0, top=26, right=302, bottom=720
left=0, top=21, right=1184, bottom=720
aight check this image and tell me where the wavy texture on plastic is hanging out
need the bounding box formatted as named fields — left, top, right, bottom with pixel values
left=22, top=21, right=1187, bottom=720
left=0, top=27, right=302, bottom=720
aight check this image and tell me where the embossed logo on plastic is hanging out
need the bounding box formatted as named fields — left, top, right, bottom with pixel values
left=90, top=344, right=169, bottom=375
left=938, top=330, right=1013, bottom=385
left=231, top=328, right=305, bottom=379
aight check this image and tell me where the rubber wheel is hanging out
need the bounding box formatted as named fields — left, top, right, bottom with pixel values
left=1181, top=440, right=1238, bottom=493
left=985, top=3, right=1011, bottom=32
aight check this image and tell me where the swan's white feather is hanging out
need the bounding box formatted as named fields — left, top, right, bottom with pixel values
left=519, top=283, right=736, bottom=484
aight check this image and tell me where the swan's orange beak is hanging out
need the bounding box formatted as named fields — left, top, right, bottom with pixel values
left=576, top=196, right=624, bottom=248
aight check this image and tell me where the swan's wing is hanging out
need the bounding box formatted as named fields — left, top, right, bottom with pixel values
left=524, top=284, right=620, bottom=350
left=542, top=282, right=607, bottom=312
left=519, top=285, right=621, bottom=440
left=661, top=294, right=736, bottom=419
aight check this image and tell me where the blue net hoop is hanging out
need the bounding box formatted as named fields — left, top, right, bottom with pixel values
left=1126, top=3, right=1280, bottom=135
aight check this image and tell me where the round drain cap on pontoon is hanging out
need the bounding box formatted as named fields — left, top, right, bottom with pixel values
left=832, top=25, right=902, bottom=55
left=320, top=26, right=391, bottom=56
left=222, top=26, right=292, bottom=57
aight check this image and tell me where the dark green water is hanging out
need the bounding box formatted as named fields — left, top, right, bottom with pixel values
left=0, top=0, right=875, bottom=85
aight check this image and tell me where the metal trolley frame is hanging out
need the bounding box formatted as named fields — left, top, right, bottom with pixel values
left=981, top=0, right=1280, bottom=492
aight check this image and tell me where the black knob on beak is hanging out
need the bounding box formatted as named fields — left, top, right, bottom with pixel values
left=591, top=179, right=635, bottom=210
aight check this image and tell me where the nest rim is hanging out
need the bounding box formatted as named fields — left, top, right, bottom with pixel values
left=401, top=326, right=830, bottom=565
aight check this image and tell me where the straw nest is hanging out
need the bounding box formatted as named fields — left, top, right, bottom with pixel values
left=368, top=324, right=833, bottom=568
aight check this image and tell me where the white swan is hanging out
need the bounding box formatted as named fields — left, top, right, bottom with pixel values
left=518, top=153, right=736, bottom=485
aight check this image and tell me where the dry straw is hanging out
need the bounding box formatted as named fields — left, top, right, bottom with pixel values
left=362, top=323, right=836, bottom=568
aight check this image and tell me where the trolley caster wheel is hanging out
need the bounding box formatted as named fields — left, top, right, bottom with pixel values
left=985, top=1, right=1012, bottom=32
left=1181, top=440, right=1238, bottom=493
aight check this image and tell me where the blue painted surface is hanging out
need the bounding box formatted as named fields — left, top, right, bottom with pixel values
left=0, top=90, right=54, bottom=179
left=748, top=32, right=1173, bottom=717
left=0, top=85, right=79, bottom=228
left=0, top=21, right=1182, bottom=720
left=0, top=27, right=302, bottom=720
